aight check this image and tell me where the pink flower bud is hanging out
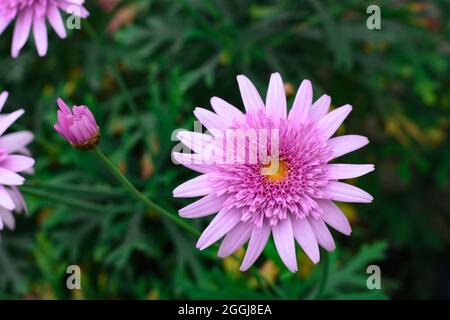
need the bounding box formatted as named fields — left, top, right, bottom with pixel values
left=54, top=98, right=100, bottom=150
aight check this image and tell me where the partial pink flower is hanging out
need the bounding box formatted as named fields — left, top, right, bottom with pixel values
left=54, top=98, right=100, bottom=150
left=0, top=0, right=89, bottom=58
left=173, top=73, right=374, bottom=272
left=0, top=91, right=35, bottom=234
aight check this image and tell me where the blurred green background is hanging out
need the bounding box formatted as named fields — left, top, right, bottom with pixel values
left=0, top=0, right=449, bottom=299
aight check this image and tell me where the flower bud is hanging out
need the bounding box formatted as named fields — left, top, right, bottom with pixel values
left=54, top=98, right=100, bottom=150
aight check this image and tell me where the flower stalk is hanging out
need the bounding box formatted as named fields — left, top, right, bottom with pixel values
left=92, top=147, right=200, bottom=237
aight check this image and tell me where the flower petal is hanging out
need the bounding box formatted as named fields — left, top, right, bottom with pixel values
left=272, top=217, right=298, bottom=272
left=327, top=164, right=375, bottom=180
left=179, top=194, right=228, bottom=218
left=176, top=130, right=216, bottom=155
left=59, top=3, right=90, bottom=18
left=323, top=181, right=373, bottom=203
left=316, top=199, right=351, bottom=235
left=309, top=94, right=330, bottom=122
left=9, top=187, right=27, bottom=214
left=218, top=222, right=252, bottom=258
left=173, top=174, right=212, bottom=198
left=0, top=186, right=15, bottom=211
left=0, top=18, right=12, bottom=36
left=210, top=97, right=245, bottom=125
left=172, top=152, right=211, bottom=174
left=56, top=98, right=71, bottom=114
left=0, top=168, right=25, bottom=185
left=33, top=15, right=48, bottom=57
left=265, top=72, right=287, bottom=120
left=236, top=75, right=265, bottom=112
left=193, top=107, right=227, bottom=135
left=292, top=218, right=320, bottom=263
left=47, top=4, right=67, bottom=38
left=327, top=135, right=369, bottom=159
left=196, top=208, right=242, bottom=250
left=317, top=104, right=352, bottom=139
left=0, top=208, right=15, bottom=230
left=0, top=110, right=25, bottom=136
left=308, top=217, right=335, bottom=252
left=0, top=131, right=34, bottom=153
left=288, top=80, right=312, bottom=123
left=0, top=92, right=9, bottom=112
left=11, top=8, right=33, bottom=58
left=240, top=224, right=271, bottom=271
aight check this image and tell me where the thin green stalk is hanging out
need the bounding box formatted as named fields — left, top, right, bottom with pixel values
left=92, top=147, right=200, bottom=237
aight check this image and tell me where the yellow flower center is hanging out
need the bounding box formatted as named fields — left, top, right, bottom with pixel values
left=262, top=159, right=289, bottom=183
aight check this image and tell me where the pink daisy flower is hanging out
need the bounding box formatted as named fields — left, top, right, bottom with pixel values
left=0, top=0, right=89, bottom=58
left=173, top=73, right=374, bottom=272
left=0, top=91, right=35, bottom=234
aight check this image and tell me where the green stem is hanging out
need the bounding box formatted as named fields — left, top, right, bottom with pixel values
left=92, top=147, right=200, bottom=236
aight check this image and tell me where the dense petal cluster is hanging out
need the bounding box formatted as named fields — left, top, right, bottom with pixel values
left=0, top=92, right=35, bottom=234
left=173, top=73, right=374, bottom=272
left=54, top=98, right=100, bottom=150
left=0, top=0, right=89, bottom=57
